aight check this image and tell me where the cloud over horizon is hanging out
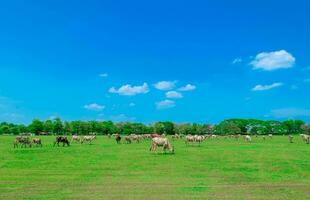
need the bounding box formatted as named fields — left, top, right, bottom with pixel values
left=156, top=100, right=176, bottom=109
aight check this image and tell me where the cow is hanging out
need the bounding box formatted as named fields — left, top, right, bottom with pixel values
left=244, top=135, right=252, bottom=142
left=14, top=136, right=32, bottom=148
left=124, top=136, right=132, bottom=144
left=130, top=134, right=141, bottom=143
left=301, top=134, right=310, bottom=144
left=172, top=134, right=181, bottom=140
left=268, top=134, right=273, bottom=139
left=81, top=135, right=96, bottom=144
left=115, top=134, right=122, bottom=144
left=32, top=138, right=43, bottom=147
left=151, top=134, right=161, bottom=138
left=150, top=137, right=174, bottom=154
left=54, top=136, right=70, bottom=147
left=185, top=135, right=195, bottom=145
left=72, top=135, right=82, bottom=143
left=288, top=135, right=294, bottom=143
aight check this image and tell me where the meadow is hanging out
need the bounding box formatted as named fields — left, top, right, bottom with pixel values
left=0, top=136, right=309, bottom=200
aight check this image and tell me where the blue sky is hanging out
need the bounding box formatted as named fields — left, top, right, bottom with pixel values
left=0, top=0, right=310, bottom=124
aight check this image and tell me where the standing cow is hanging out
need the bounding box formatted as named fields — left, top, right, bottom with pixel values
left=32, top=138, right=43, bottom=147
left=150, top=137, right=174, bottom=154
left=14, top=136, right=32, bottom=148
left=54, top=136, right=70, bottom=147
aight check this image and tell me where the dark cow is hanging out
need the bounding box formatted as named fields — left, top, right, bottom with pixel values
left=54, top=136, right=70, bottom=147
left=115, top=134, right=122, bottom=144
left=14, top=136, right=32, bottom=148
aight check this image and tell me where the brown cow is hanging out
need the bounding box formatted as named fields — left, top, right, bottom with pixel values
left=32, top=138, right=43, bottom=147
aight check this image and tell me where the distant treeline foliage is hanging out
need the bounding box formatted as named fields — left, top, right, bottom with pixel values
left=0, top=118, right=309, bottom=136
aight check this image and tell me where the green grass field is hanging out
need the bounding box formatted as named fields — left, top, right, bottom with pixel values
left=0, top=136, right=309, bottom=200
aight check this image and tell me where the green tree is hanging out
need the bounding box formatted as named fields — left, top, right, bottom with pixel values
left=28, top=119, right=44, bottom=135
left=53, top=118, right=64, bottom=135
left=43, top=120, right=53, bottom=134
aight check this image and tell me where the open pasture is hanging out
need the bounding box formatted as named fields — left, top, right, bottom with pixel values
left=0, top=136, right=309, bottom=199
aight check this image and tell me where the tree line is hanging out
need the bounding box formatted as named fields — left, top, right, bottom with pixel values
left=0, top=118, right=309, bottom=136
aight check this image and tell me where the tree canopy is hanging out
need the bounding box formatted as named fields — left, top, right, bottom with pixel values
left=0, top=118, right=308, bottom=136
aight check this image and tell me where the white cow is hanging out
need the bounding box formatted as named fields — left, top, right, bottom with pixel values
left=81, top=135, right=96, bottom=144
left=150, top=137, right=174, bottom=153
left=244, top=135, right=252, bottom=142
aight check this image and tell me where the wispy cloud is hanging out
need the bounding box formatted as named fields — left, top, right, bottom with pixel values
left=250, top=50, right=295, bottom=71
left=166, top=91, right=183, bottom=99
left=178, top=84, right=196, bottom=91
left=109, top=114, right=135, bottom=122
left=270, top=108, right=310, bottom=118
left=154, top=81, right=176, bottom=91
left=99, top=73, right=108, bottom=77
left=84, top=103, right=105, bottom=111
left=156, top=100, right=176, bottom=109
left=109, top=83, right=149, bottom=96
left=252, top=82, right=283, bottom=91
left=232, top=58, right=242, bottom=64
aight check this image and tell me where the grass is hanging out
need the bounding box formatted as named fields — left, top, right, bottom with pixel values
left=0, top=136, right=309, bottom=200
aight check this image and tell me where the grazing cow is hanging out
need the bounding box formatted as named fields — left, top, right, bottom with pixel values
left=268, top=134, right=273, bottom=139
left=301, top=134, right=310, bottom=144
left=211, top=135, right=218, bottom=139
left=244, top=135, right=252, bottom=142
left=150, top=137, right=174, bottom=154
left=32, top=138, right=43, bottom=147
left=115, top=134, right=122, bottom=144
left=194, top=135, right=204, bottom=145
left=14, top=136, right=32, bottom=148
left=172, top=134, right=181, bottom=140
left=288, top=135, right=294, bottom=143
left=81, top=136, right=96, bottom=144
left=72, top=135, right=81, bottom=143
left=185, top=135, right=195, bottom=145
left=185, top=135, right=204, bottom=146
left=125, top=136, right=132, bottom=144
left=54, top=136, right=70, bottom=147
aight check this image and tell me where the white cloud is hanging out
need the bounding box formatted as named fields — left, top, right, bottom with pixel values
left=166, top=91, right=183, bottom=99
left=250, top=50, right=295, bottom=71
left=99, top=73, right=108, bottom=77
left=109, top=83, right=149, bottom=96
left=84, top=103, right=105, bottom=111
left=154, top=81, right=176, bottom=90
left=252, top=82, right=283, bottom=91
left=270, top=108, right=310, bottom=118
left=109, top=114, right=135, bottom=122
left=232, top=58, right=242, bottom=64
left=178, top=84, right=196, bottom=91
left=129, top=102, right=136, bottom=107
left=156, top=100, right=176, bottom=109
